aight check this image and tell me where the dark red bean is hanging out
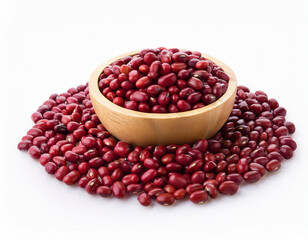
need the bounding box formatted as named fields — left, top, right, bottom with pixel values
left=78, top=176, right=90, bottom=188
left=45, top=162, right=57, bottom=174
left=191, top=171, right=206, bottom=184
left=190, top=190, right=208, bottom=204
left=266, top=160, right=281, bottom=172
left=158, top=73, right=177, bottom=87
left=175, top=153, right=193, bottom=166
left=131, top=91, right=149, bottom=102
left=243, top=171, right=262, bottom=183
left=279, top=145, right=293, bottom=159
left=85, top=178, right=101, bottom=194
left=169, top=173, right=188, bottom=189
left=63, top=170, right=81, bottom=185
left=218, top=181, right=238, bottom=195
left=96, top=186, right=112, bottom=197
left=249, top=163, right=266, bottom=177
left=204, top=183, right=218, bottom=199
left=141, top=169, right=158, bottom=183
left=148, top=187, right=165, bottom=198
left=284, top=121, right=295, bottom=134
left=177, top=100, right=191, bottom=111
left=186, top=183, right=203, bottom=195
left=156, top=193, right=175, bottom=206
left=122, top=174, right=139, bottom=185
left=55, top=166, right=70, bottom=181
left=225, top=173, right=243, bottom=185
left=148, top=61, right=161, bottom=80
left=114, top=141, right=131, bottom=157
left=17, top=140, right=32, bottom=150
left=280, top=137, right=297, bottom=151
left=28, top=145, right=41, bottom=159
left=127, top=184, right=143, bottom=193
left=138, top=193, right=152, bottom=206
left=112, top=181, right=126, bottom=198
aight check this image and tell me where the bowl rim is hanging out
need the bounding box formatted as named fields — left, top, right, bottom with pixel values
left=89, top=50, right=237, bottom=120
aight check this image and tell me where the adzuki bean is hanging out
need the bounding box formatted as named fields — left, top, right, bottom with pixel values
left=98, top=48, right=230, bottom=113
left=18, top=74, right=296, bottom=206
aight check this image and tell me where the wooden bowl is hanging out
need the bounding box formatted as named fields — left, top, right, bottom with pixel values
left=89, top=50, right=237, bottom=146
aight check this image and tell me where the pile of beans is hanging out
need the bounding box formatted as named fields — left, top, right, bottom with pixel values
left=17, top=83, right=296, bottom=206
left=98, top=48, right=230, bottom=113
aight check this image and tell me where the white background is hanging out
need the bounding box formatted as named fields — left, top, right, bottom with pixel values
left=1, top=0, right=308, bottom=239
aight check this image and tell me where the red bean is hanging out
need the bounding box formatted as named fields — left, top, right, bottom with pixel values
left=28, top=145, right=42, bottom=159
left=122, top=174, right=139, bottom=185
left=280, top=145, right=293, bottom=159
left=18, top=58, right=297, bottom=206
left=45, top=162, right=57, bottom=174
left=148, top=187, right=165, bottom=198
left=177, top=100, right=191, bottom=111
left=185, top=183, right=203, bottom=195
left=225, top=173, right=243, bottom=185
left=85, top=178, right=101, bottom=194
left=127, top=184, right=143, bottom=193
left=128, top=70, right=140, bottom=82
left=156, top=193, right=175, bottom=206
left=280, top=137, right=297, bottom=150
left=164, top=184, right=176, bottom=194
left=205, top=183, right=218, bottom=199
left=157, top=73, right=177, bottom=87
left=158, top=91, right=171, bottom=106
left=175, top=153, right=193, bottom=166
left=96, top=186, right=112, bottom=197
left=18, top=140, right=32, bottom=150
left=190, top=190, right=208, bottom=204
left=284, top=121, right=295, bottom=134
left=188, top=77, right=203, bottom=90
left=218, top=181, right=238, bottom=195
left=138, top=193, right=152, bottom=206
left=148, top=61, right=161, bottom=80
left=191, top=171, right=206, bottom=184
left=249, top=163, right=266, bottom=176
left=237, top=158, right=249, bottom=174
left=141, top=169, right=158, bottom=183
left=243, top=171, right=262, bottom=183
left=78, top=176, right=90, bottom=188
left=193, top=139, right=208, bottom=153
left=114, top=141, right=131, bottom=157
left=55, top=166, right=70, bottom=181
left=186, top=159, right=203, bottom=173
left=112, top=181, right=126, bottom=198
left=266, top=160, right=281, bottom=172
left=64, top=151, right=79, bottom=163
left=169, top=174, right=188, bottom=189
left=63, top=170, right=81, bottom=185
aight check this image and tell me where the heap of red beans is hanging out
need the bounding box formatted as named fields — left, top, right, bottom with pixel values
left=98, top=48, right=230, bottom=113
left=17, top=83, right=296, bottom=206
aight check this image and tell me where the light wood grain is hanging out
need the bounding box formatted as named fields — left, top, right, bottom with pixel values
left=89, top=50, right=237, bottom=146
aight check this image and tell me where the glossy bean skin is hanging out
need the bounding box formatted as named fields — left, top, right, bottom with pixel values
left=204, top=183, right=218, bottom=199
left=173, top=188, right=187, bottom=200
left=266, top=160, right=281, bottom=172
left=156, top=193, right=175, bottom=206
left=138, top=193, right=152, bottom=206
left=218, top=181, right=238, bottom=195
left=169, top=174, right=189, bottom=189
left=63, top=170, right=81, bottom=185
left=189, top=190, right=208, bottom=204
left=243, top=171, right=262, bottom=183
left=112, top=181, right=126, bottom=199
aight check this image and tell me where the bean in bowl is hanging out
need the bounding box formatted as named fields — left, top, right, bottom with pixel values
left=98, top=47, right=230, bottom=113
